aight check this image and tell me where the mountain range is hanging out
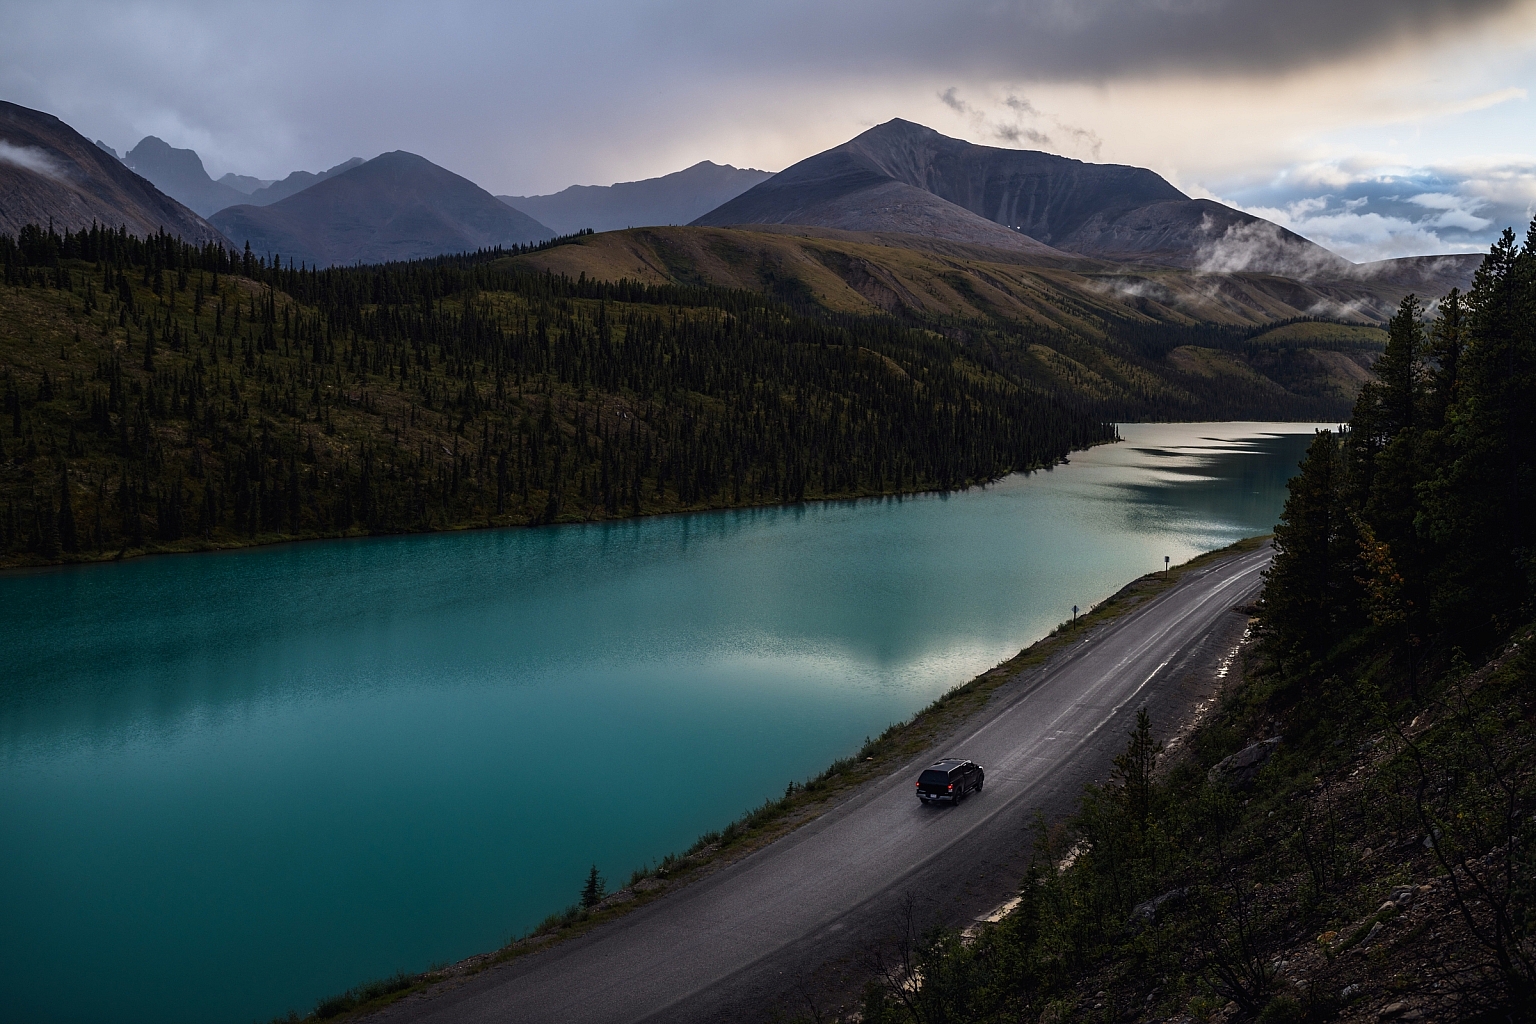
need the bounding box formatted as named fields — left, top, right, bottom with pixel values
left=1, top=100, right=1480, bottom=314
left=499, top=161, right=772, bottom=234
left=696, top=119, right=1350, bottom=275
left=122, top=136, right=252, bottom=216
left=207, top=151, right=554, bottom=266
left=0, top=101, right=222, bottom=243
left=122, top=136, right=369, bottom=216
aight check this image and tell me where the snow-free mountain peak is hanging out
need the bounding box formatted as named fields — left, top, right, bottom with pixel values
left=208, top=150, right=555, bottom=267
left=697, top=119, right=1350, bottom=274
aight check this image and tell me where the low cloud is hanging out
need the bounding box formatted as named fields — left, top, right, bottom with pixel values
left=1305, top=296, right=1372, bottom=320
left=1194, top=215, right=1349, bottom=278
left=1084, top=275, right=1175, bottom=303
left=1210, top=161, right=1536, bottom=261
left=0, top=139, right=65, bottom=180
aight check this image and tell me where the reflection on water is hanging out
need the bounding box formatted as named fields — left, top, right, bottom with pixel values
left=0, top=422, right=1325, bottom=1024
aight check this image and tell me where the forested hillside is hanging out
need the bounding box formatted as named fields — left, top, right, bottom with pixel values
left=850, top=231, right=1536, bottom=1023
left=510, top=226, right=1392, bottom=420
left=0, top=224, right=1113, bottom=568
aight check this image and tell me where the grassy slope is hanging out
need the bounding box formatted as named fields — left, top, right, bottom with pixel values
left=506, top=228, right=1389, bottom=419
left=507, top=227, right=1412, bottom=330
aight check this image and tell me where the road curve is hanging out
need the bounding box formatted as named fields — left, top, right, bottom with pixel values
left=378, top=543, right=1272, bottom=1024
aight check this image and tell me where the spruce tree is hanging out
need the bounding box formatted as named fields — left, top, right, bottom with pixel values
left=1263, top=430, right=1358, bottom=664
left=1418, top=227, right=1536, bottom=637
left=580, top=865, right=605, bottom=909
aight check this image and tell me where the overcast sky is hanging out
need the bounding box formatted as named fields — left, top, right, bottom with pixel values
left=3, top=0, right=1534, bottom=260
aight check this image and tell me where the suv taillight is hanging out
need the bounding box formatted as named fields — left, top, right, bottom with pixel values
left=947, top=784, right=953, bottom=791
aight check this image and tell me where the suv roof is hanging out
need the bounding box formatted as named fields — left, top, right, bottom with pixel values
left=929, top=758, right=967, bottom=769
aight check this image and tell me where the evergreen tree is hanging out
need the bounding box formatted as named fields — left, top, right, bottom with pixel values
left=1263, top=430, right=1357, bottom=665
left=1109, top=707, right=1162, bottom=836
left=580, top=864, right=605, bottom=909
left=1418, top=228, right=1536, bottom=638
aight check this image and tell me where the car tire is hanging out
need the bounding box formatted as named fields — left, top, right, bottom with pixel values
left=976, top=778, right=984, bottom=792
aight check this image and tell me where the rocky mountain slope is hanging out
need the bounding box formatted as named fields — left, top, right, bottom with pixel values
left=0, top=101, right=225, bottom=243
left=208, top=151, right=555, bottom=266
left=123, top=135, right=250, bottom=216
left=696, top=120, right=1349, bottom=274
left=501, top=160, right=772, bottom=234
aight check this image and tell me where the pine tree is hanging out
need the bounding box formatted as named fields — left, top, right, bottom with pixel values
left=1263, top=430, right=1358, bottom=664
left=1110, top=707, right=1162, bottom=836
left=580, top=864, right=605, bottom=909
left=1418, top=227, right=1536, bottom=637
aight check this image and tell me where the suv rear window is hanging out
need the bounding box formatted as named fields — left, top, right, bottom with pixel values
left=919, top=770, right=950, bottom=785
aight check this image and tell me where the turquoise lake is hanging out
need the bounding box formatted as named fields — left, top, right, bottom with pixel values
left=0, top=422, right=1326, bottom=1024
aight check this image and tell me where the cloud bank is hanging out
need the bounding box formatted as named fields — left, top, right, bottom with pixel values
left=1216, top=160, right=1536, bottom=261
left=0, top=0, right=1526, bottom=191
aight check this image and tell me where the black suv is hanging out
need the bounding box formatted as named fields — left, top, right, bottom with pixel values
left=915, top=758, right=984, bottom=804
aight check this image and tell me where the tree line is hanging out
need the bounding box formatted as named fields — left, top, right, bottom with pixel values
left=0, top=222, right=1114, bottom=565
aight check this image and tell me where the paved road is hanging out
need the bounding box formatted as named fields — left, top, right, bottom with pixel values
left=378, top=543, right=1272, bottom=1024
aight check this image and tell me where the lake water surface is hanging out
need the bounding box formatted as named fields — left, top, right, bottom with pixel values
left=0, top=422, right=1326, bottom=1024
